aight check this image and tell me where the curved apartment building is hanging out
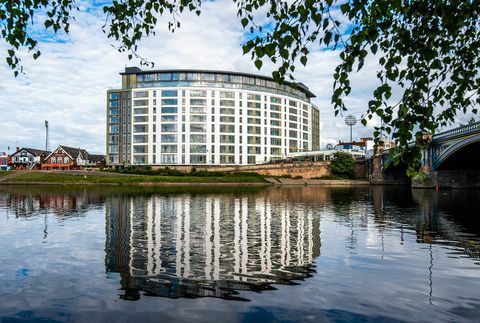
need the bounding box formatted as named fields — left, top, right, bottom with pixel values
left=107, top=67, right=320, bottom=166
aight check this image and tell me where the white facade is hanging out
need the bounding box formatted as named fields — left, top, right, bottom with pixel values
left=107, top=69, right=320, bottom=166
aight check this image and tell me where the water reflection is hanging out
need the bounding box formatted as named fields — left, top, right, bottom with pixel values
left=0, top=185, right=479, bottom=322
left=105, top=194, right=321, bottom=300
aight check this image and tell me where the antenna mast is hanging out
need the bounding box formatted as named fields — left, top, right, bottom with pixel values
left=45, top=120, right=49, bottom=152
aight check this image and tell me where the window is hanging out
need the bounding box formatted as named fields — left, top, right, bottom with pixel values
left=161, top=90, right=178, bottom=97
left=220, top=146, right=235, bottom=154
left=247, top=136, right=261, bottom=145
left=247, top=94, right=261, bottom=101
left=220, top=100, right=235, bottom=107
left=190, top=134, right=206, bottom=143
left=220, top=91, right=235, bottom=99
left=289, top=130, right=298, bottom=138
left=247, top=118, right=261, bottom=125
left=220, top=108, right=235, bottom=115
left=190, top=90, right=207, bottom=97
left=247, top=102, right=261, bottom=109
left=247, top=146, right=261, bottom=154
left=134, top=107, right=148, bottom=115
left=51, top=157, right=56, bottom=164
left=271, top=147, right=282, bottom=156
left=64, top=157, right=69, bottom=164
left=220, top=155, right=235, bottom=164
left=289, top=122, right=298, bottom=129
left=133, top=135, right=148, bottom=143
left=247, top=110, right=261, bottom=117
left=133, top=99, right=148, bottom=106
left=190, top=107, right=206, bottom=114
left=161, top=145, right=177, bottom=153
left=270, top=112, right=281, bottom=119
left=161, top=107, right=177, bottom=114
left=271, top=97, right=281, bottom=103
left=271, top=128, right=281, bottom=136
left=161, top=134, right=178, bottom=143
left=161, top=99, right=178, bottom=105
left=220, top=135, right=235, bottom=143
left=161, top=115, right=177, bottom=122
left=271, top=138, right=282, bottom=146
left=190, top=155, right=206, bottom=164
left=270, top=104, right=281, bottom=111
left=133, top=145, right=148, bottom=153
left=161, top=154, right=177, bottom=164
left=190, top=124, right=207, bottom=132
left=190, top=145, right=207, bottom=153
left=190, top=99, right=207, bottom=106
left=190, top=115, right=207, bottom=122
left=133, top=155, right=146, bottom=164
left=161, top=124, right=177, bottom=132
left=247, top=126, right=261, bottom=135
left=134, top=91, right=148, bottom=98
left=220, top=116, right=235, bottom=123
left=133, top=116, right=148, bottom=123
left=220, top=125, right=235, bottom=133
left=133, top=125, right=148, bottom=133
left=271, top=120, right=281, bottom=126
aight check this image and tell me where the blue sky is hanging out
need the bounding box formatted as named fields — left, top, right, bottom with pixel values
left=0, top=0, right=474, bottom=154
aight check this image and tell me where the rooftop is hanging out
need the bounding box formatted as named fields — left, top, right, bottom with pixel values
left=120, top=67, right=316, bottom=99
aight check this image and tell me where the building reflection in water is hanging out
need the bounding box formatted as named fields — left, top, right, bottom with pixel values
left=105, top=195, right=321, bottom=301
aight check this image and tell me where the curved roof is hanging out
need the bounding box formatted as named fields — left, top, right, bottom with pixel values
left=120, top=67, right=316, bottom=99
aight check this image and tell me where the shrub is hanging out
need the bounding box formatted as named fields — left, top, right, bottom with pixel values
left=330, top=152, right=356, bottom=179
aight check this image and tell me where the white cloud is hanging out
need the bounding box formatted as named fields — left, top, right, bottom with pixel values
left=0, top=0, right=474, bottom=154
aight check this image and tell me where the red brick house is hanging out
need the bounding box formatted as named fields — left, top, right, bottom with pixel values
left=0, top=152, right=11, bottom=170
left=41, top=145, right=105, bottom=170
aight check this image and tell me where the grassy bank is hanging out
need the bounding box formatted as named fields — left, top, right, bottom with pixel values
left=1, top=171, right=268, bottom=184
left=0, top=171, right=9, bottom=179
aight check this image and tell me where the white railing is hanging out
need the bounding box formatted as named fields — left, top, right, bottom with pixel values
left=433, top=121, right=480, bottom=140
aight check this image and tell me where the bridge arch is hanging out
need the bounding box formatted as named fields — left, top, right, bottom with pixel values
left=433, top=134, right=480, bottom=170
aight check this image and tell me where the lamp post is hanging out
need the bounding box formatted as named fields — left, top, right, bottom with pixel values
left=345, top=115, right=357, bottom=143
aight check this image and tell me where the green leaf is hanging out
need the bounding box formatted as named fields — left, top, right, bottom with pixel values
left=254, top=59, right=263, bottom=70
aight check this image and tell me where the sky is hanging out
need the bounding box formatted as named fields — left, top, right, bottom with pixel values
left=0, top=0, right=473, bottom=154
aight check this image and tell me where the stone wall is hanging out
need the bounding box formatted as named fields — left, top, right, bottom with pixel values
left=412, top=170, right=480, bottom=188
left=152, top=160, right=368, bottom=180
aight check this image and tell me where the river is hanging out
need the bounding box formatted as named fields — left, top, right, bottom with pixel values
left=0, top=185, right=479, bottom=322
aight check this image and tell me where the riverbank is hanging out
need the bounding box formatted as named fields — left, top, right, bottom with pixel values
left=0, top=171, right=370, bottom=186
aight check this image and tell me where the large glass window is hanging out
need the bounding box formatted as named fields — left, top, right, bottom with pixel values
left=190, top=98, right=207, bottom=106
left=220, top=155, right=235, bottom=164
left=271, top=138, right=282, bottom=146
left=190, top=124, right=207, bottom=132
left=220, top=91, right=235, bottom=99
left=190, top=145, right=207, bottom=153
left=190, top=90, right=207, bottom=97
left=190, top=155, right=206, bottom=164
left=247, top=110, right=261, bottom=117
left=134, top=107, right=148, bottom=115
left=161, top=115, right=177, bottom=121
left=161, top=145, right=178, bottom=153
left=161, top=124, right=177, bottom=132
left=247, top=118, right=261, bottom=125
left=220, top=100, right=235, bottom=107
left=247, top=102, right=261, bottom=109
left=161, top=98, right=178, bottom=105
left=133, top=135, right=148, bottom=143
left=161, top=134, right=177, bottom=143
left=161, top=154, right=177, bottom=163
left=134, top=91, right=148, bottom=98
left=220, top=116, right=235, bottom=123
left=247, top=146, right=261, bottom=154
left=133, top=155, right=146, bottom=164
left=247, top=94, right=261, bottom=101
left=190, top=115, right=207, bottom=122
left=133, top=99, right=149, bottom=106
left=190, top=134, right=206, bottom=143
left=133, top=125, right=148, bottom=133
left=133, top=145, right=148, bottom=153
left=220, top=108, right=235, bottom=115
left=271, top=128, right=281, bottom=136
left=220, top=125, right=235, bottom=133
left=161, top=90, right=178, bottom=97
left=190, top=107, right=206, bottom=114
left=247, top=126, right=261, bottom=135
left=133, top=116, right=148, bottom=123
left=247, top=136, right=261, bottom=145
left=220, top=146, right=235, bottom=154
left=220, top=135, right=235, bottom=143
left=161, top=107, right=178, bottom=114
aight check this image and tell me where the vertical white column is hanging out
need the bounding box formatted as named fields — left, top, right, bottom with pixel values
left=204, top=197, right=212, bottom=280
left=183, top=197, right=191, bottom=278
left=213, top=198, right=221, bottom=280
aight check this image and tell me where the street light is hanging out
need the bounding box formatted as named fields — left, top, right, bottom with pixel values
left=345, top=115, right=357, bottom=143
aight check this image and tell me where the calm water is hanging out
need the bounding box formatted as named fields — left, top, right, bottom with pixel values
left=0, top=185, right=479, bottom=322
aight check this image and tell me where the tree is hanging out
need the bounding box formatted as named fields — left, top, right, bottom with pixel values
left=330, top=152, right=356, bottom=179
left=1, top=1, right=479, bottom=174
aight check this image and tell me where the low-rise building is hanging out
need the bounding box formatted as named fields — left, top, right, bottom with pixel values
left=0, top=152, right=11, bottom=170
left=42, top=145, right=105, bottom=170
left=10, top=148, right=50, bottom=170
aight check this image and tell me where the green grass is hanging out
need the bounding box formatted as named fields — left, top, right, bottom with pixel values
left=3, top=172, right=267, bottom=184
left=0, top=171, right=10, bottom=178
